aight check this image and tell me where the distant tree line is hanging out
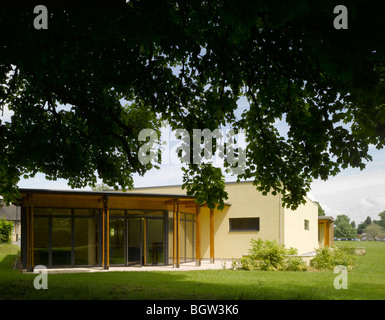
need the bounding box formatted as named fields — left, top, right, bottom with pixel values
left=316, top=202, right=385, bottom=240
left=334, top=211, right=385, bottom=240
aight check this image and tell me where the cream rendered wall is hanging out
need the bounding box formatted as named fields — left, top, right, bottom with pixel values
left=128, top=182, right=318, bottom=257
left=283, top=198, right=319, bottom=254
left=209, top=182, right=282, bottom=259
left=129, top=182, right=282, bottom=259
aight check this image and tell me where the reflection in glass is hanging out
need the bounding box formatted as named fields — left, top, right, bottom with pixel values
left=34, top=208, right=71, bottom=216
left=74, top=209, right=99, bottom=216
left=127, top=218, right=141, bottom=265
left=52, top=217, right=72, bottom=266
left=186, top=220, right=194, bottom=261
left=168, top=212, right=174, bottom=265
left=146, top=219, right=164, bottom=265
left=109, top=218, right=125, bottom=264
left=33, top=217, right=49, bottom=266
left=74, top=218, right=99, bottom=265
left=180, top=217, right=186, bottom=262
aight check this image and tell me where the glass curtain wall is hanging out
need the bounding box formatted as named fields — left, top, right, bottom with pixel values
left=167, top=212, right=195, bottom=264
left=33, top=208, right=101, bottom=267
left=109, top=210, right=167, bottom=266
left=32, top=207, right=193, bottom=267
left=109, top=210, right=125, bottom=265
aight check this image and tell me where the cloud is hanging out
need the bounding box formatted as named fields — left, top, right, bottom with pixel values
left=310, top=168, right=385, bottom=224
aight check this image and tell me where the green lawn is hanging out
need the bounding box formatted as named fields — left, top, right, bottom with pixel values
left=0, top=241, right=384, bottom=300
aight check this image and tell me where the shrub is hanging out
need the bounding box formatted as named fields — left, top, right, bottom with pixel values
left=310, top=245, right=357, bottom=271
left=0, top=217, right=13, bottom=244
left=282, top=256, right=308, bottom=271
left=236, top=238, right=307, bottom=271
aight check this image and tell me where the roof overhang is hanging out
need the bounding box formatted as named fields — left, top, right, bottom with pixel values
left=18, top=188, right=230, bottom=214
left=318, top=216, right=334, bottom=222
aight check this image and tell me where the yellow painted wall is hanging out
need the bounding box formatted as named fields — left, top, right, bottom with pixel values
left=128, top=182, right=318, bottom=258
left=283, top=198, right=319, bottom=254
left=209, top=182, right=281, bottom=259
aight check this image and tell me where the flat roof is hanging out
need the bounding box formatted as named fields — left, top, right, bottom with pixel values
left=318, top=216, right=334, bottom=221
left=18, top=188, right=196, bottom=200
left=18, top=188, right=231, bottom=208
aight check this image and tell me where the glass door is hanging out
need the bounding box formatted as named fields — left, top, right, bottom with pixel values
left=109, top=218, right=125, bottom=265
left=146, top=218, right=165, bottom=265
left=127, top=218, right=141, bottom=266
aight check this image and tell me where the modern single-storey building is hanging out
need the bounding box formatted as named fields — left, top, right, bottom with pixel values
left=19, top=181, right=331, bottom=270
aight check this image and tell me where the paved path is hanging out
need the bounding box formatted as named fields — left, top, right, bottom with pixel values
left=27, top=259, right=227, bottom=274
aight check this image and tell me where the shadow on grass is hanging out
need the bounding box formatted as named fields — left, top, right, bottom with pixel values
left=0, top=253, right=19, bottom=270
left=0, top=254, right=366, bottom=300
left=0, top=269, right=342, bottom=300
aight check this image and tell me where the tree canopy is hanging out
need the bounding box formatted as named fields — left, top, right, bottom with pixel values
left=314, top=201, right=326, bottom=216
left=357, top=216, right=372, bottom=234
left=334, top=214, right=357, bottom=239
left=1, top=1, right=385, bottom=209
left=364, top=223, right=385, bottom=240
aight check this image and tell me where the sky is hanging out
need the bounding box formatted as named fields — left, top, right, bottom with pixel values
left=2, top=93, right=385, bottom=227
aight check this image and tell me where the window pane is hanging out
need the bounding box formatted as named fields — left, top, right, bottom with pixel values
left=110, top=210, right=125, bottom=217
left=52, top=217, right=72, bottom=265
left=109, top=218, right=125, bottom=264
left=179, top=218, right=186, bottom=262
left=127, top=218, right=141, bottom=265
left=34, top=208, right=71, bottom=216
left=186, top=220, right=194, bottom=261
left=74, top=218, right=99, bottom=265
left=74, top=209, right=99, bottom=216
left=143, top=211, right=164, bottom=218
left=146, top=218, right=164, bottom=265
left=229, top=218, right=260, bottom=231
left=168, top=212, right=174, bottom=265
left=33, top=217, right=49, bottom=266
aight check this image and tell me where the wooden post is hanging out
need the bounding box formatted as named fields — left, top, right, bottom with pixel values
left=210, top=208, right=214, bottom=263
left=31, top=203, right=34, bottom=268
left=176, top=199, right=180, bottom=268
left=26, top=194, right=34, bottom=272
left=195, top=204, right=201, bottom=266
left=102, top=195, right=110, bottom=270
left=26, top=205, right=31, bottom=271
left=102, top=199, right=105, bottom=269
left=173, top=201, right=176, bottom=267
left=324, top=221, right=328, bottom=247
left=106, top=195, right=110, bottom=269
left=143, top=218, right=147, bottom=266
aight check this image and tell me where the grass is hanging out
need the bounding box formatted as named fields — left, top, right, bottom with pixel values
left=0, top=241, right=384, bottom=300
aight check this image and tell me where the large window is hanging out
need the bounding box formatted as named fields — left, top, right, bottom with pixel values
left=146, top=218, right=164, bottom=265
left=109, top=210, right=167, bottom=266
left=109, top=218, right=125, bottom=265
left=74, top=212, right=99, bottom=266
left=33, top=208, right=101, bottom=267
left=167, top=212, right=195, bottom=264
left=33, top=217, right=49, bottom=266
left=52, top=217, right=72, bottom=266
left=229, top=217, right=260, bottom=231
